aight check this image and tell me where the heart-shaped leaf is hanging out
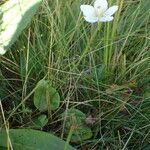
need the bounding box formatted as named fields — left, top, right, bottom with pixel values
left=34, top=80, right=60, bottom=112
left=63, top=108, right=93, bottom=142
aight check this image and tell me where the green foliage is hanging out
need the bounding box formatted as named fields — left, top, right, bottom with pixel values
left=143, top=90, right=150, bottom=99
left=64, top=108, right=86, bottom=126
left=32, top=115, right=48, bottom=129
left=143, top=144, right=150, bottom=150
left=0, top=0, right=42, bottom=55
left=0, top=0, right=150, bottom=149
left=63, top=108, right=93, bottom=142
left=0, top=129, right=75, bottom=150
left=34, top=80, right=60, bottom=112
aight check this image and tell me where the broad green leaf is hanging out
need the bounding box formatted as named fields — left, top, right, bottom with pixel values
left=0, top=129, right=76, bottom=150
left=64, top=108, right=86, bottom=128
left=71, top=127, right=93, bottom=143
left=63, top=108, right=93, bottom=142
left=34, top=80, right=60, bottom=111
left=0, top=0, right=42, bottom=55
left=144, top=92, right=150, bottom=99
left=32, top=115, right=48, bottom=129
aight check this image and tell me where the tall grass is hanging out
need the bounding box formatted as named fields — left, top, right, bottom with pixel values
left=0, top=0, right=150, bottom=149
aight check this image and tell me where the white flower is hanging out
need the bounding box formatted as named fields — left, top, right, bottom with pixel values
left=80, top=0, right=118, bottom=23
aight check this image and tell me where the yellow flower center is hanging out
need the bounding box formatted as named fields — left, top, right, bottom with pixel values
left=95, top=6, right=104, bottom=18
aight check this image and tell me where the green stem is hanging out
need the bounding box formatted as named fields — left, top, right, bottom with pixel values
left=64, top=125, right=75, bottom=150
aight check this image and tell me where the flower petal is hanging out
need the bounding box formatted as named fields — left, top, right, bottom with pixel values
left=104, top=5, right=118, bottom=16
left=94, top=0, right=108, bottom=11
left=84, top=16, right=99, bottom=23
left=99, top=16, right=114, bottom=22
left=80, top=5, right=96, bottom=18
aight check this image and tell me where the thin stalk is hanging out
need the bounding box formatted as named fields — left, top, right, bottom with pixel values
left=64, top=125, right=75, bottom=150
left=0, top=101, right=13, bottom=150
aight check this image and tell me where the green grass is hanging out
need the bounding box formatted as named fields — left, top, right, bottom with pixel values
left=0, top=0, right=150, bottom=149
